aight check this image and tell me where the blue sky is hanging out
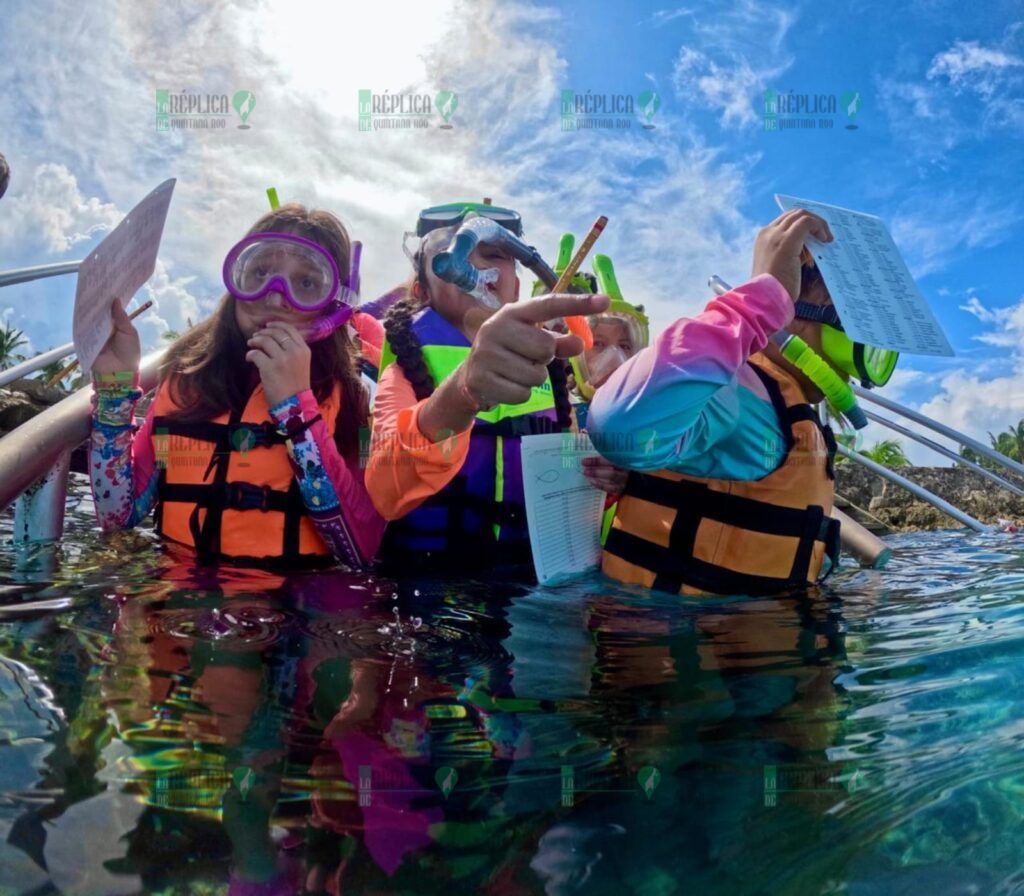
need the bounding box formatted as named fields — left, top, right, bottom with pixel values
left=0, top=0, right=1021, bottom=462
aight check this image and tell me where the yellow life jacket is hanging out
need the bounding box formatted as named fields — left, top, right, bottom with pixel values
left=601, top=353, right=840, bottom=596
left=150, top=380, right=342, bottom=564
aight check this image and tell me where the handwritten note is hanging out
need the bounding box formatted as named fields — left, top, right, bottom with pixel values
left=73, top=179, right=176, bottom=374
left=521, top=433, right=606, bottom=585
left=775, top=194, right=953, bottom=356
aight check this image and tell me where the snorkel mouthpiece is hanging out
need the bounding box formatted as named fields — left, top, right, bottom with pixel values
left=431, top=221, right=501, bottom=308
left=304, top=240, right=362, bottom=343
left=433, top=215, right=561, bottom=308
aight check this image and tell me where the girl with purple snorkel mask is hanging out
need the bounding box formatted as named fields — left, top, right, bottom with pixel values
left=88, top=203, right=385, bottom=569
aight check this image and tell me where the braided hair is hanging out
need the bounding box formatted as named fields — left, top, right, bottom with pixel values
left=384, top=226, right=573, bottom=430
left=383, top=296, right=435, bottom=401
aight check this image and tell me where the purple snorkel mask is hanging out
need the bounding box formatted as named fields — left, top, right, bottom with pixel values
left=223, top=231, right=361, bottom=343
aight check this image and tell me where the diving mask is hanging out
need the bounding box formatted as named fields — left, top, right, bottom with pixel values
left=403, top=200, right=523, bottom=267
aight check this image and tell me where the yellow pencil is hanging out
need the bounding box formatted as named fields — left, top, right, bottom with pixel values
left=550, top=215, right=608, bottom=349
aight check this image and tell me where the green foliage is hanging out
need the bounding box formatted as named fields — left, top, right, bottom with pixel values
left=0, top=320, right=28, bottom=368
left=960, top=420, right=1024, bottom=469
left=860, top=438, right=911, bottom=468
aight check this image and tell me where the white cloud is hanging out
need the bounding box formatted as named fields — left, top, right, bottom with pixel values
left=889, top=193, right=1021, bottom=278
left=644, top=7, right=694, bottom=27
left=908, top=292, right=1024, bottom=456
left=136, top=258, right=206, bottom=344
left=927, top=39, right=1024, bottom=98
left=0, top=163, right=121, bottom=255
left=878, top=30, right=1024, bottom=153
left=669, top=0, right=795, bottom=128
left=0, top=0, right=767, bottom=353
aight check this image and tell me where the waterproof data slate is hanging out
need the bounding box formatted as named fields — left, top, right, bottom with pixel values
left=73, top=178, right=176, bottom=375
left=775, top=194, right=954, bottom=356
left=521, top=433, right=605, bottom=586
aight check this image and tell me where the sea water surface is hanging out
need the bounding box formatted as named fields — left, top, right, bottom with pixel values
left=2, top=478, right=1024, bottom=895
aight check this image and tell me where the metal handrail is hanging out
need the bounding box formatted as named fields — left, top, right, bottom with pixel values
left=863, top=408, right=1024, bottom=497
left=838, top=445, right=988, bottom=531
left=853, top=385, right=1024, bottom=479
left=0, top=261, right=81, bottom=288
left=0, top=342, right=77, bottom=388
left=0, top=260, right=82, bottom=387
left=0, top=350, right=164, bottom=515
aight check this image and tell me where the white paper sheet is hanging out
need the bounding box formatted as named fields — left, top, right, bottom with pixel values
left=775, top=194, right=954, bottom=356
left=520, top=432, right=606, bottom=586
left=72, top=179, right=176, bottom=375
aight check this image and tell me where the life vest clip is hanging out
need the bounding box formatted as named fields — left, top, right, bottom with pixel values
left=225, top=481, right=275, bottom=512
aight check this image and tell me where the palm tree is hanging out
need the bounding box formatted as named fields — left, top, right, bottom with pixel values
left=860, top=439, right=910, bottom=468
left=0, top=320, right=27, bottom=369
left=991, top=421, right=1024, bottom=462
left=962, top=420, right=1024, bottom=470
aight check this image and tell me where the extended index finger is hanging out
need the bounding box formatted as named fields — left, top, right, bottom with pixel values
left=510, top=292, right=611, bottom=323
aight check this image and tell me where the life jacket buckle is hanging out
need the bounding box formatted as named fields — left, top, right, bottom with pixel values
left=226, top=481, right=274, bottom=511
left=231, top=422, right=278, bottom=449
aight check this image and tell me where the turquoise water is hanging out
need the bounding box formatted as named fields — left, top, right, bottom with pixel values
left=3, top=480, right=1024, bottom=894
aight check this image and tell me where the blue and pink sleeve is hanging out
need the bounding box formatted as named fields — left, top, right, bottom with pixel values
left=587, top=274, right=795, bottom=481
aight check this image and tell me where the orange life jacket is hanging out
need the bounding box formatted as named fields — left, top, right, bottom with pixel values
left=601, top=353, right=840, bottom=596
left=150, top=380, right=341, bottom=564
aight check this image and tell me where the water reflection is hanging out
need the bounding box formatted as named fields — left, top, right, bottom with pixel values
left=8, top=502, right=1024, bottom=893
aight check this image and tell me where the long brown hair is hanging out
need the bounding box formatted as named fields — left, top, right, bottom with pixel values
left=160, top=203, right=367, bottom=460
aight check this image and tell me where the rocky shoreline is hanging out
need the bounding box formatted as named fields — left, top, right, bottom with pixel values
left=836, top=463, right=1024, bottom=532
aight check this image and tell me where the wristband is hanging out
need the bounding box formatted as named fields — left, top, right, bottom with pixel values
left=92, top=370, right=137, bottom=386
left=456, top=368, right=495, bottom=414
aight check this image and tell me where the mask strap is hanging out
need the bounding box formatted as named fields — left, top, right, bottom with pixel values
left=793, top=301, right=844, bottom=330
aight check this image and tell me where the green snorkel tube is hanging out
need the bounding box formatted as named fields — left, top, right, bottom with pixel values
left=708, top=275, right=868, bottom=430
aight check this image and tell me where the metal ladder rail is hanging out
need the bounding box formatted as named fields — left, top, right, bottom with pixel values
left=862, top=408, right=1024, bottom=497
left=852, top=385, right=1024, bottom=480
left=837, top=445, right=987, bottom=531
left=0, top=262, right=83, bottom=388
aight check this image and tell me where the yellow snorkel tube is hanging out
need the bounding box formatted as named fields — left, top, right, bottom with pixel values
left=533, top=235, right=650, bottom=401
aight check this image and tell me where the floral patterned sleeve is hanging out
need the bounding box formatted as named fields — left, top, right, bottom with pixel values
left=268, top=389, right=385, bottom=569
left=89, top=372, right=160, bottom=531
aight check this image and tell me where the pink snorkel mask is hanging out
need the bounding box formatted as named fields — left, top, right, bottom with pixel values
left=222, top=232, right=361, bottom=343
